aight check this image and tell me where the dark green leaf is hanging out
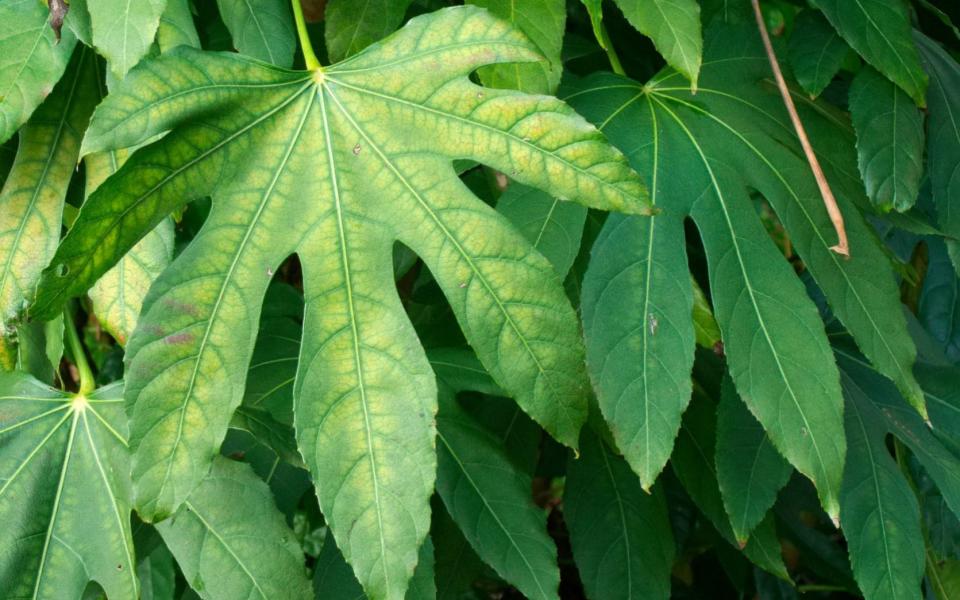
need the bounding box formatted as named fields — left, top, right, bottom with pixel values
left=787, top=9, right=850, bottom=98
left=849, top=65, right=924, bottom=212
left=436, top=388, right=560, bottom=600
left=324, top=0, right=415, bottom=62
left=580, top=209, right=694, bottom=489
left=916, top=32, right=960, bottom=273
left=565, top=427, right=674, bottom=600
left=497, top=182, right=587, bottom=278
left=815, top=0, right=928, bottom=105
left=920, top=238, right=960, bottom=363
left=613, top=0, right=702, bottom=87
left=672, top=391, right=789, bottom=579
left=156, top=458, right=312, bottom=600
left=839, top=365, right=924, bottom=600
left=716, top=376, right=792, bottom=545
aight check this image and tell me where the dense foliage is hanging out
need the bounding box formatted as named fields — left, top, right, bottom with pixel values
left=0, top=0, right=958, bottom=599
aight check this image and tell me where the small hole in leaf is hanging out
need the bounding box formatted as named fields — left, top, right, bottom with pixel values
left=56, top=263, right=69, bottom=277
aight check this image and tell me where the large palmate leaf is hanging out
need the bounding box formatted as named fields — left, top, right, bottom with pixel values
left=0, top=47, right=98, bottom=369
left=156, top=457, right=312, bottom=600
left=572, top=25, right=925, bottom=515
left=0, top=0, right=77, bottom=144
left=32, top=8, right=647, bottom=598
left=814, top=0, right=928, bottom=106
left=0, top=373, right=137, bottom=598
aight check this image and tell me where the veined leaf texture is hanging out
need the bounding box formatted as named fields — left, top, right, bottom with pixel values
left=0, top=1, right=957, bottom=598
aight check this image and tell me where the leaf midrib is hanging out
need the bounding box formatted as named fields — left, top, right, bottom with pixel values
left=316, top=84, right=392, bottom=592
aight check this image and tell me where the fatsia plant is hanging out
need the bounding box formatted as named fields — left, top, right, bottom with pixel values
left=2, top=0, right=960, bottom=599
left=29, top=5, right=647, bottom=597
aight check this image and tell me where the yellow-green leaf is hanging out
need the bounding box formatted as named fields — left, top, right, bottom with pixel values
left=0, top=0, right=77, bottom=144
left=33, top=8, right=647, bottom=598
left=0, top=373, right=137, bottom=598
left=0, top=48, right=97, bottom=368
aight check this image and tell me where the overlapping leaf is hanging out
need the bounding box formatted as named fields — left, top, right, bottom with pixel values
left=916, top=32, right=960, bottom=273
left=610, top=0, right=702, bottom=88
left=468, top=0, right=566, bottom=94
left=0, top=0, right=77, bottom=144
left=815, top=0, right=928, bottom=106
left=672, top=390, right=789, bottom=579
left=716, top=376, right=792, bottom=545
left=0, top=373, right=137, bottom=598
left=325, top=0, right=415, bottom=62
left=156, top=457, right=312, bottom=600
left=573, top=26, right=925, bottom=515
left=497, top=182, right=586, bottom=278
left=835, top=347, right=960, bottom=600
left=0, top=47, right=97, bottom=368
left=87, top=0, right=168, bottom=78
left=920, top=239, right=960, bottom=362
left=217, top=0, right=295, bottom=67
left=84, top=143, right=174, bottom=347
left=31, top=7, right=647, bottom=598
left=849, top=66, right=924, bottom=212
left=565, top=427, right=674, bottom=600
left=434, top=350, right=560, bottom=600
left=838, top=361, right=924, bottom=600
left=787, top=9, right=850, bottom=99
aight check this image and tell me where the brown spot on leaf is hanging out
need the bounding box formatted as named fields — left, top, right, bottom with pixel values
left=163, top=332, right=194, bottom=345
left=162, top=298, right=202, bottom=317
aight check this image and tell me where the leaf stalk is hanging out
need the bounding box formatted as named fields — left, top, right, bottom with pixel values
left=598, top=21, right=625, bottom=76
left=63, top=304, right=95, bottom=396
left=291, top=0, right=321, bottom=71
